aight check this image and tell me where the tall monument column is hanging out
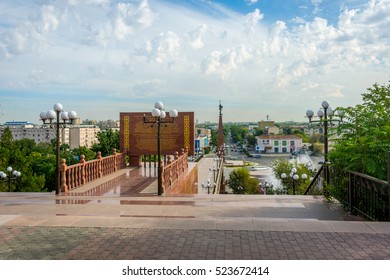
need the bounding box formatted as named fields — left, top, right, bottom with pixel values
left=217, top=101, right=226, bottom=193
left=218, top=101, right=224, bottom=150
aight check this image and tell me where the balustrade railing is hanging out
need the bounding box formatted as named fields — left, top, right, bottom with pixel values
left=60, top=149, right=127, bottom=193
left=161, top=148, right=188, bottom=192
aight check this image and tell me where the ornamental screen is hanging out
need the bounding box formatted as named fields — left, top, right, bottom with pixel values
left=120, top=112, right=195, bottom=156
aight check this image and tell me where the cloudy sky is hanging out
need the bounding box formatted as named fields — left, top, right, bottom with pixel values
left=0, top=0, right=389, bottom=124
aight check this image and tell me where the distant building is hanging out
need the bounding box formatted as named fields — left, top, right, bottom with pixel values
left=69, top=125, right=100, bottom=149
left=265, top=126, right=280, bottom=135
left=0, top=122, right=68, bottom=145
left=258, top=120, right=275, bottom=131
left=304, top=126, right=323, bottom=137
left=195, top=127, right=211, bottom=153
left=256, top=135, right=303, bottom=153
left=0, top=122, right=99, bottom=149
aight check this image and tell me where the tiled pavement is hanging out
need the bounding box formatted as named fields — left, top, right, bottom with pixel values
left=1, top=226, right=390, bottom=260
left=1, top=165, right=390, bottom=260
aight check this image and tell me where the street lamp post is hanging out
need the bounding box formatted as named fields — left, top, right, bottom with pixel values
left=0, top=167, right=21, bottom=192
left=306, top=101, right=343, bottom=189
left=259, top=180, right=271, bottom=195
left=39, top=103, right=77, bottom=195
left=201, top=179, right=212, bottom=194
left=281, top=168, right=307, bottom=195
left=143, top=101, right=178, bottom=196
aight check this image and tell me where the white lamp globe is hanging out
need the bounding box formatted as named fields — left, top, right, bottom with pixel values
left=60, top=111, right=69, bottom=120
left=317, top=109, right=324, bottom=118
left=321, top=101, right=329, bottom=109
left=293, top=174, right=299, bottom=180
left=306, top=110, right=314, bottom=118
left=152, top=108, right=161, bottom=117
left=301, top=174, right=308, bottom=180
left=160, top=110, right=166, bottom=119
left=7, top=166, right=12, bottom=172
left=291, top=168, right=297, bottom=174
left=53, top=103, right=63, bottom=112
left=154, top=101, right=164, bottom=110
left=40, top=112, right=47, bottom=120
left=327, top=107, right=334, bottom=116
left=68, top=111, right=77, bottom=119
left=46, top=110, right=56, bottom=120
left=169, top=109, right=178, bottom=118
left=281, top=173, right=287, bottom=179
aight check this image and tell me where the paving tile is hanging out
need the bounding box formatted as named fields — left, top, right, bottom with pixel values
left=288, top=219, right=334, bottom=232
left=252, top=218, right=292, bottom=231
left=327, top=221, right=376, bottom=233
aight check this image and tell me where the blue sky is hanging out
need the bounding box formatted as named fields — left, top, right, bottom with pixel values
left=0, top=0, right=389, bottom=123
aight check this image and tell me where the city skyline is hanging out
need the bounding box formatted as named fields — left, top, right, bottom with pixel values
left=0, top=0, right=389, bottom=124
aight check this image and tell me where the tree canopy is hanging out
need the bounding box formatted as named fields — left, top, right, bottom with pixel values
left=329, top=81, right=390, bottom=180
left=228, top=167, right=260, bottom=194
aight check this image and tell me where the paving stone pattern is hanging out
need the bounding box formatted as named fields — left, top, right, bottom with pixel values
left=1, top=226, right=390, bottom=260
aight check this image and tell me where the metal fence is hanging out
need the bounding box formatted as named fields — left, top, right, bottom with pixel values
left=328, top=167, right=389, bottom=221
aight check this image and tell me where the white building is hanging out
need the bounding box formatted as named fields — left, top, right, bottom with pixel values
left=0, top=122, right=99, bottom=149
left=256, top=135, right=303, bottom=153
left=69, top=125, right=100, bottom=149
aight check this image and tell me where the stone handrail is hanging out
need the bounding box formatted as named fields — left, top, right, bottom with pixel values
left=60, top=148, right=127, bottom=192
left=161, top=148, right=188, bottom=192
left=213, top=158, right=224, bottom=194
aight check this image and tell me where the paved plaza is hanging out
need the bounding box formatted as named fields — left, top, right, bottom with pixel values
left=1, top=160, right=390, bottom=260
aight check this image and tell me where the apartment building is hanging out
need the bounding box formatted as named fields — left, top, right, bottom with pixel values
left=69, top=125, right=100, bottom=149
left=0, top=122, right=99, bottom=149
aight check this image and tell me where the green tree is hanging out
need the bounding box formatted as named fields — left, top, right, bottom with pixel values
left=230, top=125, right=247, bottom=143
left=246, top=134, right=257, bottom=147
left=0, top=127, right=13, bottom=165
left=228, top=167, right=260, bottom=194
left=329, top=81, right=390, bottom=180
left=91, top=129, right=120, bottom=156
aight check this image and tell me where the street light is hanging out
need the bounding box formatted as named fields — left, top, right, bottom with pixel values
left=143, top=101, right=178, bottom=196
left=201, top=179, right=212, bottom=194
left=0, top=167, right=21, bottom=192
left=39, top=103, right=77, bottom=195
left=306, top=101, right=343, bottom=188
left=281, top=167, right=307, bottom=195
left=259, top=180, right=271, bottom=195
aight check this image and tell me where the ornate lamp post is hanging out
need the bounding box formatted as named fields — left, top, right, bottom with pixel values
left=39, top=103, right=77, bottom=195
left=143, top=101, right=178, bottom=196
left=281, top=168, right=307, bottom=195
left=306, top=101, right=343, bottom=188
left=0, top=167, right=21, bottom=192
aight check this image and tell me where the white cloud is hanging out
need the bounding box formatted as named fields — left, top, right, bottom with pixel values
left=0, top=0, right=389, bottom=123
left=187, top=24, right=207, bottom=49
left=246, top=0, right=258, bottom=5
left=146, top=31, right=181, bottom=63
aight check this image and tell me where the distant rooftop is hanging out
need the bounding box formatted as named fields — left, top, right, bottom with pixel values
left=258, top=135, right=302, bottom=140
left=3, top=121, right=33, bottom=126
